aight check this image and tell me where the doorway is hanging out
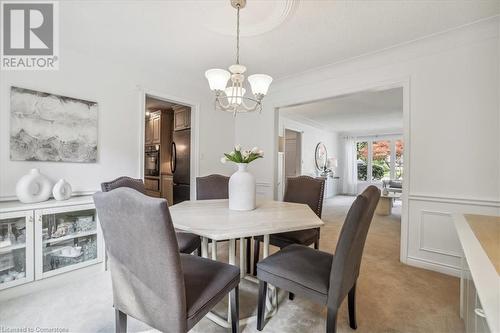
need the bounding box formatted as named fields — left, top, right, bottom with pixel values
left=273, top=79, right=410, bottom=262
left=284, top=129, right=302, bottom=178
left=143, top=94, right=192, bottom=205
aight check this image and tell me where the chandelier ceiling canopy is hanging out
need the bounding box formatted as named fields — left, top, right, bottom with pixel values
left=205, top=0, right=273, bottom=115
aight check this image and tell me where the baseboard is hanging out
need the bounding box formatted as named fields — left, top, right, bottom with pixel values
left=406, top=256, right=461, bottom=278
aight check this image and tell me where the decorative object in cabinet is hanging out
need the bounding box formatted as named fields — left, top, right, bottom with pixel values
left=36, top=205, right=102, bottom=279
left=173, top=106, right=190, bottom=131
left=0, top=211, right=34, bottom=290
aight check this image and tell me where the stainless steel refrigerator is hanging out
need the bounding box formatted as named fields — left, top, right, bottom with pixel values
left=170, top=129, right=190, bottom=204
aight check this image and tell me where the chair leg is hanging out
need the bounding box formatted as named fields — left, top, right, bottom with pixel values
left=253, top=239, right=260, bottom=276
left=326, top=307, right=338, bottom=333
left=288, top=292, right=295, bottom=300
left=230, top=286, right=239, bottom=333
left=314, top=237, right=319, bottom=250
left=257, top=280, right=267, bottom=331
left=115, top=309, right=127, bottom=333
left=348, top=283, right=357, bottom=329
left=246, top=237, right=251, bottom=274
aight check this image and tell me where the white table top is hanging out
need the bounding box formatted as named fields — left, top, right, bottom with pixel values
left=169, top=199, right=324, bottom=241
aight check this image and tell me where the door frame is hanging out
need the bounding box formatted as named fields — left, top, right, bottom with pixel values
left=138, top=88, right=200, bottom=200
left=272, top=76, right=411, bottom=263
left=278, top=128, right=303, bottom=200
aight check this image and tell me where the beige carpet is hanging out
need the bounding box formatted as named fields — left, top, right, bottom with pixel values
left=317, top=196, right=464, bottom=333
left=0, top=196, right=464, bottom=333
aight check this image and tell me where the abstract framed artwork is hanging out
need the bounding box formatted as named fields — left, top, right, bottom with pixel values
left=10, top=87, right=98, bottom=163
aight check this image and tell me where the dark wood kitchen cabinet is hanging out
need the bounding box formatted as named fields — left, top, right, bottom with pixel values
left=152, top=115, right=161, bottom=144
left=173, top=105, right=190, bottom=131
left=145, top=112, right=161, bottom=145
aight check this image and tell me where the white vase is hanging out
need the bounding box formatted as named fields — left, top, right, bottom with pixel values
left=52, top=179, right=72, bottom=201
left=15, top=169, right=52, bottom=203
left=229, top=163, right=256, bottom=211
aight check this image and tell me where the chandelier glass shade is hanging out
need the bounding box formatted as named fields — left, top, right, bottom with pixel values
left=205, top=0, right=273, bottom=115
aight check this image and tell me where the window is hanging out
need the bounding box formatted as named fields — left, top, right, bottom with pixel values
left=356, top=137, right=404, bottom=182
left=356, top=141, right=368, bottom=181
left=372, top=140, right=391, bottom=181
left=395, top=140, right=404, bottom=180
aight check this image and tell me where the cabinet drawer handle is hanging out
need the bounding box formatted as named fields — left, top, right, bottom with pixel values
left=474, top=308, right=486, bottom=318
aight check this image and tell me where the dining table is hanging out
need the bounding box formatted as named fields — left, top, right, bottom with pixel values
left=169, top=198, right=324, bottom=328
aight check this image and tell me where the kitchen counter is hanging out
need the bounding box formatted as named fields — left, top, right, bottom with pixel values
left=465, top=214, right=500, bottom=275
left=454, top=213, right=499, bottom=333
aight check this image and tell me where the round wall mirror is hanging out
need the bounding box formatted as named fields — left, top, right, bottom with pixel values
left=314, top=142, right=328, bottom=171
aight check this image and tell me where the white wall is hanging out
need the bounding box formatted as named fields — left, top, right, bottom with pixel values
left=235, top=17, right=500, bottom=276
left=0, top=48, right=236, bottom=200
left=279, top=116, right=339, bottom=176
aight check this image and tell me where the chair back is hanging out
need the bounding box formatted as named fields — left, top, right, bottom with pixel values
left=93, top=188, right=187, bottom=332
left=283, top=176, right=325, bottom=218
left=196, top=174, right=229, bottom=200
left=327, top=185, right=380, bottom=309
left=101, top=176, right=145, bottom=194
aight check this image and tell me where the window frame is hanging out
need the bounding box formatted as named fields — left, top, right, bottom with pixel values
left=356, top=135, right=403, bottom=184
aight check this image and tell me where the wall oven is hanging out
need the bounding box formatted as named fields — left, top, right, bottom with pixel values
left=144, top=145, right=160, bottom=176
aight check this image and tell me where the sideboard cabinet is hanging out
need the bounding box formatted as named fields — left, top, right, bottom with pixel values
left=0, top=196, right=103, bottom=291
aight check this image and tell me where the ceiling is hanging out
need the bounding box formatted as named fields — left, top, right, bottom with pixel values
left=280, top=87, right=403, bottom=133
left=61, top=1, right=499, bottom=82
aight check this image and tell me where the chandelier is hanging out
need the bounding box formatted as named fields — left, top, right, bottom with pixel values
left=205, top=0, right=273, bottom=115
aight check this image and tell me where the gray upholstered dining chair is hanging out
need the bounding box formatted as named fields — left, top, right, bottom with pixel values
left=196, top=174, right=230, bottom=200
left=253, top=176, right=325, bottom=278
left=94, top=187, right=240, bottom=333
left=256, top=185, right=380, bottom=333
left=101, top=176, right=201, bottom=255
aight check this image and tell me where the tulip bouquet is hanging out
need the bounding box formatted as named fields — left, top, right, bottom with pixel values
left=221, top=145, right=264, bottom=164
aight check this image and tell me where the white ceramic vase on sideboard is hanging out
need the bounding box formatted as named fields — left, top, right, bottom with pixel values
left=229, top=163, right=256, bottom=211
left=15, top=168, right=52, bottom=203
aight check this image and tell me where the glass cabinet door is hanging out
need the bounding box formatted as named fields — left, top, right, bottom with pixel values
left=35, top=204, right=103, bottom=279
left=0, top=211, right=34, bottom=290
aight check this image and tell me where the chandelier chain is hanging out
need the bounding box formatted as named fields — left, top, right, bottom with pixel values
left=236, top=5, right=240, bottom=64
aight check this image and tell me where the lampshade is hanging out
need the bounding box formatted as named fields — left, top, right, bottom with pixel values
left=205, top=69, right=230, bottom=91
left=329, top=157, right=338, bottom=168
left=225, top=87, right=246, bottom=105
left=248, top=74, right=273, bottom=96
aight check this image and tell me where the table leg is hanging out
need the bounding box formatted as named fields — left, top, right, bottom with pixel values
left=205, top=236, right=277, bottom=328
left=211, top=240, right=217, bottom=261
left=250, top=236, right=255, bottom=276
left=201, top=237, right=209, bottom=258
left=228, top=239, right=236, bottom=323
left=262, top=234, right=278, bottom=311
left=263, top=234, right=270, bottom=258
left=239, top=237, right=246, bottom=277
